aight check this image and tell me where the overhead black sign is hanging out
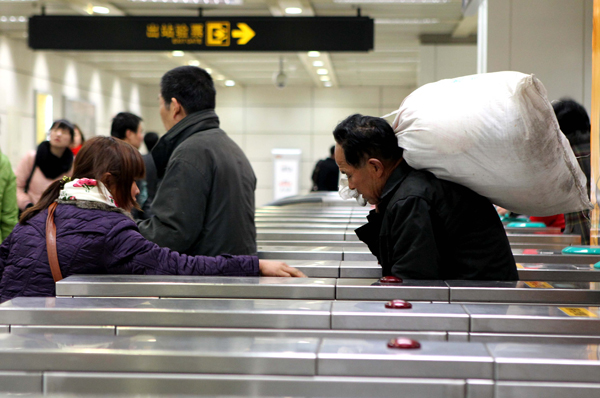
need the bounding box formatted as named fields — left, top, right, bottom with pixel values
left=28, top=16, right=374, bottom=52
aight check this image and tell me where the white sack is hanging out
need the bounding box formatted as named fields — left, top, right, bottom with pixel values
left=391, top=71, right=592, bottom=217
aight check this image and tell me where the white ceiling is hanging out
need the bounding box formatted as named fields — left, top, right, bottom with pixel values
left=0, top=0, right=474, bottom=88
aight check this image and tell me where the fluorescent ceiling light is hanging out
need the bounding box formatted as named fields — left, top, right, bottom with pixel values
left=316, top=68, right=328, bottom=75
left=307, top=51, right=320, bottom=57
left=319, top=76, right=330, bottom=81
left=285, top=7, right=302, bottom=14
left=92, top=6, right=110, bottom=13
left=172, top=51, right=185, bottom=57
left=188, top=60, right=200, bottom=66
left=312, top=60, right=324, bottom=67
left=205, top=68, right=212, bottom=74
left=224, top=80, right=236, bottom=87
left=334, top=0, right=447, bottom=3
left=129, top=0, right=243, bottom=3
left=375, top=18, right=440, bottom=24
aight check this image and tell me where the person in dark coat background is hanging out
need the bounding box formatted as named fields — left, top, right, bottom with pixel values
left=333, top=114, right=517, bottom=281
left=0, top=137, right=304, bottom=303
left=311, top=145, right=340, bottom=192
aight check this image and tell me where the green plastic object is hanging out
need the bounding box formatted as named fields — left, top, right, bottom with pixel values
left=562, top=246, right=600, bottom=255
left=500, top=216, right=525, bottom=223
left=506, top=222, right=546, bottom=228
left=594, top=262, right=600, bottom=269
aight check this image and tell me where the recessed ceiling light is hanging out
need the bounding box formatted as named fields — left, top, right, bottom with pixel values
left=92, top=6, right=110, bottom=14
left=225, top=80, right=235, bottom=87
left=316, top=69, right=328, bottom=75
left=285, top=7, right=302, bottom=14
left=334, top=0, right=448, bottom=2
left=172, top=51, right=185, bottom=57
left=324, top=81, right=332, bottom=87
left=215, top=75, right=225, bottom=80
left=307, top=51, right=320, bottom=57
left=205, top=68, right=212, bottom=74
left=188, top=60, right=200, bottom=66
left=312, top=61, right=324, bottom=67
left=319, top=76, right=330, bottom=81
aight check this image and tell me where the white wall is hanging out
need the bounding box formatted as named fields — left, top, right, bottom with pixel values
left=199, top=85, right=414, bottom=207
left=482, top=0, right=593, bottom=110
left=0, top=34, right=150, bottom=167
left=418, top=44, right=478, bottom=87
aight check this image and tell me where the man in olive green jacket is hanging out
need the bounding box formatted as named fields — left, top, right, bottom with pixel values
left=0, top=150, right=17, bottom=241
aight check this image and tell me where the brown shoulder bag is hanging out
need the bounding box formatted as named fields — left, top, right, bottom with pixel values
left=46, top=202, right=64, bottom=282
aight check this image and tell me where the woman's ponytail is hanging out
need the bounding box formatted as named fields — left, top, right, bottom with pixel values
left=19, top=178, right=67, bottom=224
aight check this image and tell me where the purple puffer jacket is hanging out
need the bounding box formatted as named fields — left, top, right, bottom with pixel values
left=0, top=201, right=259, bottom=302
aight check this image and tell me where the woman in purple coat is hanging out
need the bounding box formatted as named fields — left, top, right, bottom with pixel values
left=0, top=136, right=304, bottom=302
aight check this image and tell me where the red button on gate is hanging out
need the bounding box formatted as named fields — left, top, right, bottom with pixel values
left=385, top=300, right=412, bottom=309
left=379, top=276, right=403, bottom=284
left=387, top=338, right=421, bottom=349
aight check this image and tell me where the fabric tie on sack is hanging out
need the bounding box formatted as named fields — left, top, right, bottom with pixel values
left=35, top=141, right=74, bottom=179
left=58, top=178, right=117, bottom=207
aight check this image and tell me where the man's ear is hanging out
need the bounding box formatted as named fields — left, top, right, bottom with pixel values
left=170, top=98, right=185, bottom=119
left=125, top=129, right=135, bottom=140
left=367, top=158, right=385, bottom=178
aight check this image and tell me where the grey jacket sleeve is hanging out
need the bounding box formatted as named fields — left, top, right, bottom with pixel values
left=137, top=153, right=211, bottom=254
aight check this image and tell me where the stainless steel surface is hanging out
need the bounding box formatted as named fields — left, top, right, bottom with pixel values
left=255, top=217, right=354, bottom=224
left=257, top=240, right=368, bottom=248
left=117, top=327, right=448, bottom=341
left=447, top=332, right=469, bottom=342
left=506, top=234, right=581, bottom=245
left=336, top=279, right=449, bottom=301
left=257, top=246, right=343, bottom=260
left=0, top=334, right=319, bottom=375
left=466, top=379, right=494, bottom=398
left=0, top=326, right=8, bottom=334
left=271, top=259, right=340, bottom=278
left=256, top=230, right=347, bottom=241
left=340, top=261, right=382, bottom=278
left=504, top=227, right=562, bottom=234
left=489, top=343, right=600, bottom=383
left=517, top=263, right=600, bottom=281
left=470, top=333, right=600, bottom=344
left=465, top=304, right=600, bottom=335
left=0, top=371, right=42, bottom=394
left=510, top=242, right=573, bottom=250
left=10, top=325, right=116, bottom=335
left=318, top=339, right=493, bottom=379
left=257, top=223, right=349, bottom=230
left=0, top=297, right=332, bottom=329
left=495, top=381, right=600, bottom=398
left=345, top=231, right=361, bottom=241
left=56, top=275, right=337, bottom=299
left=331, top=301, right=468, bottom=331
left=343, top=247, right=378, bottom=261
left=512, top=249, right=600, bottom=264
left=45, top=373, right=467, bottom=397
left=448, top=281, right=600, bottom=305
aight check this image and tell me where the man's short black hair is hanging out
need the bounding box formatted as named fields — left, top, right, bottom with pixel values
left=144, top=132, right=159, bottom=152
left=553, top=98, right=590, bottom=137
left=160, top=66, right=215, bottom=115
left=329, top=145, right=335, bottom=157
left=333, top=114, right=403, bottom=167
left=111, top=112, right=142, bottom=140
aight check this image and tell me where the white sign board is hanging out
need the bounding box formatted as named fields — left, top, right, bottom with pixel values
left=272, top=148, right=301, bottom=200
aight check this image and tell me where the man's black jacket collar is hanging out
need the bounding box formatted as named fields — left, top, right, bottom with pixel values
left=152, top=109, right=220, bottom=178
left=378, top=160, right=412, bottom=211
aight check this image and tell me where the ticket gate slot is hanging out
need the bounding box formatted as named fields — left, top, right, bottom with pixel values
left=516, top=263, right=600, bottom=282
left=56, top=275, right=337, bottom=299
left=335, top=279, right=449, bottom=301
left=0, top=334, right=320, bottom=375
left=0, top=297, right=332, bottom=329
left=447, top=280, right=600, bottom=305
left=317, top=339, right=493, bottom=379
left=258, top=246, right=343, bottom=261
left=331, top=301, right=469, bottom=332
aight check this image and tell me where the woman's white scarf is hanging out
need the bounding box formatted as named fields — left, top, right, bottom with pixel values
left=58, top=178, right=117, bottom=207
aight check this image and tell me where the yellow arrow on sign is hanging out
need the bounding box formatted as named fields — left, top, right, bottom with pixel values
left=231, top=23, right=255, bottom=45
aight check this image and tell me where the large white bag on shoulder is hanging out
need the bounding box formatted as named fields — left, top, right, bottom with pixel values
left=391, top=71, right=591, bottom=216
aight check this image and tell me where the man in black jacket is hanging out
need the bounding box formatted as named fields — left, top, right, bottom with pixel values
left=138, top=66, right=257, bottom=257
left=333, top=114, right=517, bottom=281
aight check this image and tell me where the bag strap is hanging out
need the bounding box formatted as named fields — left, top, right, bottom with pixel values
left=46, top=202, right=63, bottom=283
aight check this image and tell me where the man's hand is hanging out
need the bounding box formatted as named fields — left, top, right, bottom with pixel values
left=259, top=260, right=307, bottom=277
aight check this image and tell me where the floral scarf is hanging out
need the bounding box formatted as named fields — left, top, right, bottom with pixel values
left=58, top=178, right=117, bottom=207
